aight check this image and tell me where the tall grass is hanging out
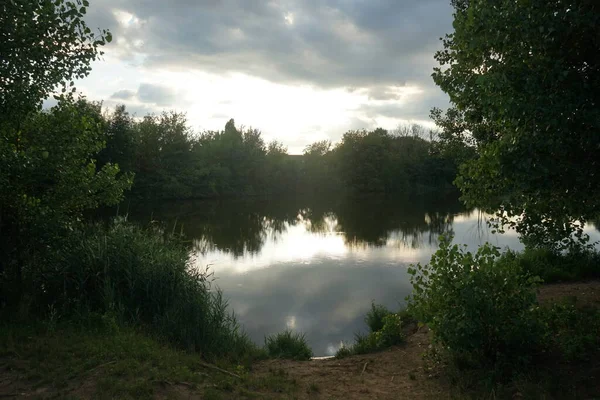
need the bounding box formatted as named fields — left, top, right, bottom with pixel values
left=28, top=218, right=257, bottom=361
left=264, top=330, right=313, bottom=361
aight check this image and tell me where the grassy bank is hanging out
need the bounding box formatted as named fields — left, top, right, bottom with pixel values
left=0, top=321, right=299, bottom=399
left=2, top=221, right=600, bottom=399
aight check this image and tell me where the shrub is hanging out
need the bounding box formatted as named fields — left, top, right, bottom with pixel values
left=377, top=313, right=405, bottom=347
left=335, top=343, right=353, bottom=358
left=365, top=302, right=391, bottom=332
left=501, top=247, right=600, bottom=283
left=336, top=309, right=406, bottom=358
left=407, top=236, right=544, bottom=368
left=29, top=219, right=257, bottom=361
left=264, top=330, right=313, bottom=361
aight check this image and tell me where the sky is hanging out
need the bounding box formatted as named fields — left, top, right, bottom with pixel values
left=78, top=0, right=455, bottom=154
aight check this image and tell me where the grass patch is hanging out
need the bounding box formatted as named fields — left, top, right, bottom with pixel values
left=502, top=247, right=600, bottom=283
left=336, top=307, right=410, bottom=358
left=264, top=330, right=313, bottom=361
left=0, top=320, right=298, bottom=399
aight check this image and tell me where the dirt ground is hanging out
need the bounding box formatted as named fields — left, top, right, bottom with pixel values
left=1, top=281, right=599, bottom=399
left=252, top=280, right=600, bottom=400
left=254, top=326, right=441, bottom=400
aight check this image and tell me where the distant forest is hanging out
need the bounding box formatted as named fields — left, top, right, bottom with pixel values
left=95, top=103, right=472, bottom=200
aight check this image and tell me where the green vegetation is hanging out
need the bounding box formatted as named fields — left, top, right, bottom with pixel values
left=408, top=237, right=545, bottom=372
left=2, top=0, right=600, bottom=398
left=0, top=321, right=299, bottom=399
left=408, top=239, right=600, bottom=395
left=421, top=0, right=600, bottom=393
left=336, top=304, right=411, bottom=358
left=95, top=107, right=463, bottom=200
left=0, top=0, right=306, bottom=376
left=264, top=330, right=313, bottom=361
left=502, top=247, right=600, bottom=283
left=32, top=220, right=259, bottom=362
left=432, top=0, right=600, bottom=250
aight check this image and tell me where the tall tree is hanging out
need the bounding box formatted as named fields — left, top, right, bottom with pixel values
left=433, top=0, right=600, bottom=250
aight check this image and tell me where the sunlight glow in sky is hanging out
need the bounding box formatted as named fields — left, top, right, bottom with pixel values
left=71, top=0, right=455, bottom=153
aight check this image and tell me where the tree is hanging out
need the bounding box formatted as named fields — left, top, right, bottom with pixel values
left=433, top=0, right=600, bottom=250
left=1, top=0, right=112, bottom=122
left=0, top=0, right=126, bottom=303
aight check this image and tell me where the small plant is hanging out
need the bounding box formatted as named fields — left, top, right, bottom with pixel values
left=407, top=236, right=544, bottom=370
left=365, top=302, right=391, bottom=332
left=265, top=330, right=313, bottom=361
left=376, top=313, right=405, bottom=347
left=336, top=310, right=407, bottom=357
left=335, top=343, right=353, bottom=359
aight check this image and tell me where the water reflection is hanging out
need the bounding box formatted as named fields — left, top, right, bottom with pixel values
left=124, top=195, right=600, bottom=356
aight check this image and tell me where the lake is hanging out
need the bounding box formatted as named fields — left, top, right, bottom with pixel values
left=122, top=194, right=600, bottom=356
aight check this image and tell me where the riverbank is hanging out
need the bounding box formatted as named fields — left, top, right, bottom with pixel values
left=2, top=281, right=599, bottom=399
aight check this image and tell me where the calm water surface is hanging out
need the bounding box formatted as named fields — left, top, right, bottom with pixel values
left=125, top=194, right=600, bottom=356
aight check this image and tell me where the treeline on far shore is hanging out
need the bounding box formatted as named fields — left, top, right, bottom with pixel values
left=94, top=104, right=471, bottom=200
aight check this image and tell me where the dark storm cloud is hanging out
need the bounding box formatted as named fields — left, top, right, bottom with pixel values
left=87, top=0, right=453, bottom=92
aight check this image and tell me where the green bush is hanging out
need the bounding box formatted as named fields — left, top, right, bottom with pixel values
left=501, top=248, right=600, bottom=283
left=364, top=302, right=391, bottom=332
left=264, top=330, right=313, bottom=361
left=377, top=313, right=405, bottom=347
left=407, top=236, right=544, bottom=368
left=30, top=219, right=257, bottom=362
left=336, top=309, right=406, bottom=358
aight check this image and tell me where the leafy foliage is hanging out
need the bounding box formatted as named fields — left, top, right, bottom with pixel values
left=0, top=0, right=125, bottom=306
left=364, top=302, right=391, bottom=333
left=407, top=236, right=544, bottom=368
left=336, top=307, right=408, bottom=358
left=0, top=99, right=132, bottom=305
left=1, top=0, right=111, bottom=121
left=432, top=0, right=600, bottom=250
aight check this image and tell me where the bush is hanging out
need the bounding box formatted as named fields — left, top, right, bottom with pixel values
left=407, top=236, right=544, bottom=368
left=365, top=302, right=391, bottom=332
left=501, top=248, right=600, bottom=283
left=377, top=313, right=405, bottom=347
left=28, top=219, right=257, bottom=362
left=264, top=330, right=313, bottom=361
left=336, top=309, right=407, bottom=358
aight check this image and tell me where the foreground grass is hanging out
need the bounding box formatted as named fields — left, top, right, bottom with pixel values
left=0, top=321, right=298, bottom=399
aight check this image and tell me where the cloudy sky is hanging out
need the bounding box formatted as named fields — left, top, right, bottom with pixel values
left=79, top=0, right=454, bottom=154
